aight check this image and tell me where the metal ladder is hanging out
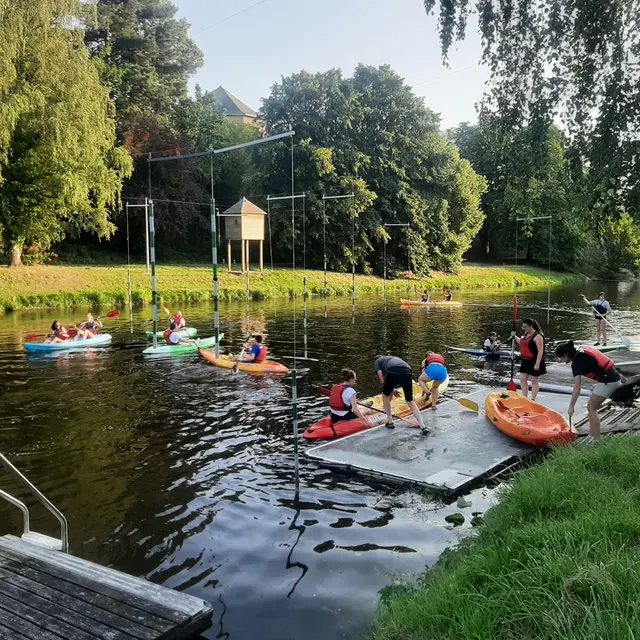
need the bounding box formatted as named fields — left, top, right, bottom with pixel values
left=0, top=453, right=68, bottom=552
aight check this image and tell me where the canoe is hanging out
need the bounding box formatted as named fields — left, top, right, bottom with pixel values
left=142, top=335, right=221, bottom=357
left=24, top=334, right=112, bottom=352
left=198, top=348, right=289, bottom=374
left=145, top=327, right=198, bottom=340
left=400, top=299, right=462, bottom=307
left=304, top=377, right=449, bottom=440
left=485, top=391, right=576, bottom=448
left=447, top=345, right=521, bottom=360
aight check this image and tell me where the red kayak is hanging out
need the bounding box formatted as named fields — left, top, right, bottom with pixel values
left=304, top=414, right=385, bottom=440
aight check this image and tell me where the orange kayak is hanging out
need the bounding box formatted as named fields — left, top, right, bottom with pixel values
left=198, top=348, right=289, bottom=374
left=485, top=391, right=576, bottom=447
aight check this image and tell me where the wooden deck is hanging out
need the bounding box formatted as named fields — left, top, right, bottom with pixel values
left=0, top=535, right=212, bottom=639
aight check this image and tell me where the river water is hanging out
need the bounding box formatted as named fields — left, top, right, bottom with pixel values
left=1, top=280, right=639, bottom=639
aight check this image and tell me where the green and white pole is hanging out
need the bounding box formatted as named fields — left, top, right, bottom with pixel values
left=292, top=368, right=299, bottom=495
left=211, top=196, right=220, bottom=357
left=148, top=200, right=158, bottom=349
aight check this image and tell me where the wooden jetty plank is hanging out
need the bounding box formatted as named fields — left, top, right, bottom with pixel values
left=0, top=624, right=25, bottom=639
left=0, top=536, right=206, bottom=618
left=0, top=606, right=67, bottom=640
left=0, top=565, right=157, bottom=639
left=0, top=568, right=151, bottom=640
left=0, top=550, right=171, bottom=633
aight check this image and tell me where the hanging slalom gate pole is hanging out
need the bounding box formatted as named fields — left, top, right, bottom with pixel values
left=383, top=239, right=387, bottom=309
left=210, top=172, right=221, bottom=357
left=148, top=200, right=158, bottom=350
left=303, top=277, right=308, bottom=358
left=384, top=221, right=410, bottom=297
left=125, top=203, right=133, bottom=334
left=322, top=193, right=355, bottom=298
left=144, top=197, right=150, bottom=275
left=266, top=193, right=307, bottom=272
left=267, top=198, right=274, bottom=270
left=292, top=368, right=299, bottom=497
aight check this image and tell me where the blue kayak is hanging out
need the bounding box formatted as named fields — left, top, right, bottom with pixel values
left=447, top=346, right=521, bottom=360
left=24, top=334, right=113, bottom=352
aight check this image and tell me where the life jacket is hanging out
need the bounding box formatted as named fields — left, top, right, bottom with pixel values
left=254, top=345, right=267, bottom=363
left=329, top=384, right=350, bottom=411
left=578, top=346, right=615, bottom=381
left=426, top=353, right=445, bottom=366
left=163, top=328, right=174, bottom=345
left=593, top=302, right=608, bottom=316
left=54, top=327, right=69, bottom=340
left=520, top=332, right=543, bottom=360
left=173, top=313, right=185, bottom=327
left=444, top=293, right=452, bottom=301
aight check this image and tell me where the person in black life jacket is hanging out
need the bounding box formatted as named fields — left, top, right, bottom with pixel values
left=511, top=318, right=546, bottom=400
left=584, top=292, right=611, bottom=346
left=420, top=290, right=430, bottom=302
left=329, top=369, right=367, bottom=424
left=374, top=355, right=427, bottom=432
left=418, top=352, right=448, bottom=413
left=443, top=288, right=453, bottom=302
left=555, top=341, right=626, bottom=439
left=483, top=332, right=501, bottom=353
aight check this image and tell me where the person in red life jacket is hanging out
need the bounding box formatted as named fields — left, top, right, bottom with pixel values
left=374, top=355, right=427, bottom=433
left=73, top=313, right=102, bottom=341
left=173, top=311, right=186, bottom=329
left=555, top=340, right=626, bottom=439
left=511, top=318, right=546, bottom=400
left=44, top=321, right=69, bottom=344
left=582, top=292, right=611, bottom=346
left=163, top=320, right=190, bottom=346
left=329, top=369, right=368, bottom=424
left=418, top=352, right=449, bottom=416
left=235, top=334, right=268, bottom=363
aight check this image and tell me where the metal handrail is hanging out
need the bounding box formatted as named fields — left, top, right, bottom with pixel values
left=0, top=490, right=29, bottom=535
left=0, top=454, right=68, bottom=552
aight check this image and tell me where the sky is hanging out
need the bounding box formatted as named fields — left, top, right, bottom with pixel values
left=173, top=0, right=489, bottom=131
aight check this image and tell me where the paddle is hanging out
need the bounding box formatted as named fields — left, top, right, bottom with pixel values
left=507, top=292, right=519, bottom=391
left=438, top=392, right=479, bottom=412
left=25, top=309, right=120, bottom=342
left=580, top=294, right=631, bottom=348
left=315, top=386, right=419, bottom=427
left=233, top=334, right=253, bottom=372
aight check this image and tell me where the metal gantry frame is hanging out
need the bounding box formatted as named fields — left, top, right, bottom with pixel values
left=384, top=222, right=411, bottom=298
left=322, top=193, right=355, bottom=297
left=124, top=201, right=151, bottom=333
left=147, top=130, right=295, bottom=356
left=266, top=192, right=307, bottom=271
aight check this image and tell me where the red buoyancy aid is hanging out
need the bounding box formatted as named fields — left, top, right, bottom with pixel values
left=173, top=313, right=185, bottom=327
left=55, top=327, right=69, bottom=340
left=426, top=353, right=445, bottom=366
left=163, top=328, right=173, bottom=345
left=329, top=384, right=350, bottom=411
left=520, top=332, right=543, bottom=360
left=579, top=346, right=615, bottom=380
left=254, top=345, right=268, bottom=363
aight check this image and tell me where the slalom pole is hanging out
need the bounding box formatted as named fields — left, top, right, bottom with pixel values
left=148, top=201, right=158, bottom=349
left=211, top=194, right=220, bottom=357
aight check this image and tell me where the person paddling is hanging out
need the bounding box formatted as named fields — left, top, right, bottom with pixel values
left=173, top=311, right=187, bottom=329
left=329, top=369, right=368, bottom=425
left=555, top=341, right=626, bottom=439
left=511, top=318, right=546, bottom=400
left=45, top=321, right=69, bottom=344
left=483, top=332, right=501, bottom=353
left=374, top=355, right=426, bottom=433
left=234, top=334, right=268, bottom=363
left=418, top=352, right=448, bottom=414
left=73, top=313, right=102, bottom=341
left=420, top=290, right=430, bottom=302
left=163, top=320, right=190, bottom=346
left=585, top=292, right=611, bottom=346
left=443, top=288, right=453, bottom=302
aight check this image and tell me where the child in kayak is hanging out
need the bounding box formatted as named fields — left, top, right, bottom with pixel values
left=555, top=341, right=626, bottom=439
left=420, top=290, right=430, bottom=302
left=173, top=311, right=187, bottom=329
left=418, top=352, right=448, bottom=413
left=45, top=321, right=69, bottom=344
left=73, top=313, right=102, bottom=341
left=329, top=369, right=368, bottom=424
left=235, top=335, right=268, bottom=363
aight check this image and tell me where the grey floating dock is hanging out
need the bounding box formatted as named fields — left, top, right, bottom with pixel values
left=0, top=535, right=212, bottom=639
left=306, top=388, right=588, bottom=494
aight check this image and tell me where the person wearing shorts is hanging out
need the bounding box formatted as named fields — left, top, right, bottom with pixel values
left=374, top=356, right=426, bottom=432
left=555, top=341, right=626, bottom=439
left=418, top=352, right=448, bottom=412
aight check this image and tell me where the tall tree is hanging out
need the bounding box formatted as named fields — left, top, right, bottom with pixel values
left=0, top=0, right=132, bottom=266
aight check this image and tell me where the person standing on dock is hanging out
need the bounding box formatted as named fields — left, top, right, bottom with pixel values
left=418, top=352, right=448, bottom=410
left=374, top=356, right=427, bottom=433
left=555, top=341, right=626, bottom=439
left=511, top=318, right=546, bottom=400
left=584, top=292, right=611, bottom=346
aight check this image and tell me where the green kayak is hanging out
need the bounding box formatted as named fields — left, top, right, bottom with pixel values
left=145, top=327, right=198, bottom=340
left=142, top=334, right=223, bottom=357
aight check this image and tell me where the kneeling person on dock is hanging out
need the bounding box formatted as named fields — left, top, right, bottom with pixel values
left=419, top=352, right=448, bottom=410
left=555, top=341, right=626, bottom=439
left=329, top=369, right=367, bottom=424
left=374, top=356, right=426, bottom=432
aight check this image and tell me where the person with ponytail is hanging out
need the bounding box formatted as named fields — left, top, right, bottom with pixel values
left=328, top=369, right=367, bottom=424
left=511, top=318, right=546, bottom=400
left=556, top=341, right=626, bottom=438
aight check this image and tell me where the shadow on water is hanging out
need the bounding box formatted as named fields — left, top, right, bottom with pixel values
left=0, top=280, right=639, bottom=638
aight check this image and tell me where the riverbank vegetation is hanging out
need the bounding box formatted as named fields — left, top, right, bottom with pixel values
left=0, top=264, right=584, bottom=311
left=371, top=435, right=640, bottom=640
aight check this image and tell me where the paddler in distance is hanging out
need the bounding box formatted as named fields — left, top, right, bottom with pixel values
left=374, top=355, right=427, bottom=433
left=583, top=292, right=611, bottom=346
left=418, top=352, right=448, bottom=414
left=329, top=369, right=368, bottom=424
left=443, top=287, right=453, bottom=302
left=420, top=290, right=430, bottom=302
left=44, top=321, right=69, bottom=344
left=483, top=332, right=501, bottom=353
left=555, top=341, right=626, bottom=439
left=173, top=311, right=187, bottom=329
left=233, top=334, right=268, bottom=363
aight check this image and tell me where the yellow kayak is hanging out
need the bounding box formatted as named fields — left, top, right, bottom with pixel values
left=361, top=378, right=449, bottom=416
left=198, top=348, right=289, bottom=374
left=400, top=299, right=462, bottom=307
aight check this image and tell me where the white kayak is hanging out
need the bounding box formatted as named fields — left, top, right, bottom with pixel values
left=24, top=334, right=113, bottom=352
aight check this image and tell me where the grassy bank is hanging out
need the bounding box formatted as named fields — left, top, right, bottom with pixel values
left=0, top=263, right=585, bottom=311
left=371, top=436, right=640, bottom=640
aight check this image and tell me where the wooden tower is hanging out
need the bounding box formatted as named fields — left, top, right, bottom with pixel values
left=221, top=198, right=266, bottom=273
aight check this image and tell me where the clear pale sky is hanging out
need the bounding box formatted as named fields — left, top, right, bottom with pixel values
left=174, top=0, right=488, bottom=131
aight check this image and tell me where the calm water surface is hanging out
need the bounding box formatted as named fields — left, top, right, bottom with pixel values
left=1, top=280, right=639, bottom=639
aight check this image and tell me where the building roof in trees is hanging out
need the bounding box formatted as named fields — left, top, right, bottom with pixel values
left=212, top=86, right=258, bottom=118
left=221, top=197, right=266, bottom=216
